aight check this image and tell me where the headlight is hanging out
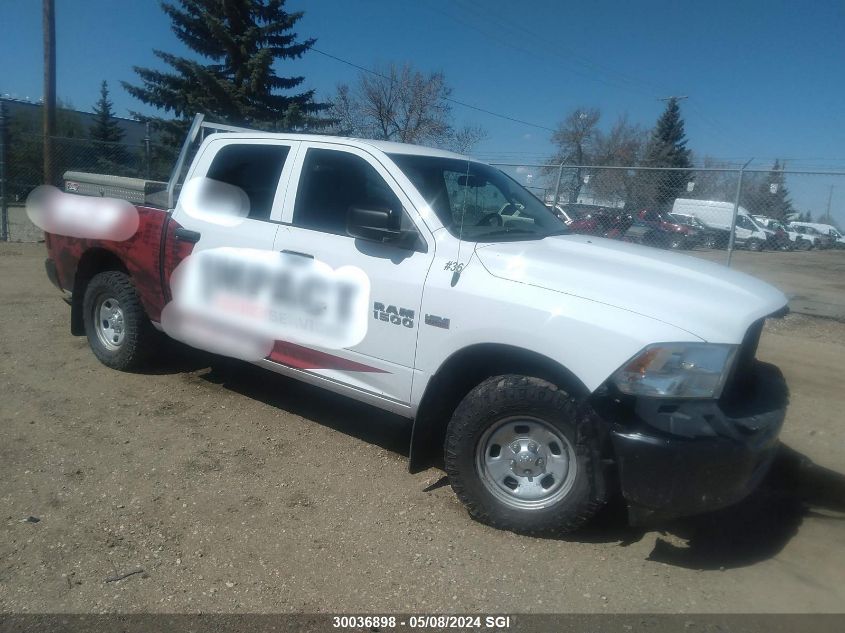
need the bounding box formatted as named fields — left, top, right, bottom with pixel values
left=611, top=343, right=737, bottom=399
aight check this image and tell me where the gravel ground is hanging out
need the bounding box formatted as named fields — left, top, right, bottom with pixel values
left=689, top=247, right=845, bottom=321
left=1, top=242, right=844, bottom=614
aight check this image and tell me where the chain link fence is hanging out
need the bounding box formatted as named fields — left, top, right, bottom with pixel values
left=492, top=162, right=844, bottom=256
left=1, top=118, right=844, bottom=317
left=492, top=161, right=845, bottom=319
left=0, top=117, right=177, bottom=242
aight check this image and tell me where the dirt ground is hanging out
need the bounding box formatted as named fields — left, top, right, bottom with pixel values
left=1, top=241, right=844, bottom=614
left=690, top=247, right=845, bottom=321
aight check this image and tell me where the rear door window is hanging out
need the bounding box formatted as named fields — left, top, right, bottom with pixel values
left=206, top=144, right=290, bottom=221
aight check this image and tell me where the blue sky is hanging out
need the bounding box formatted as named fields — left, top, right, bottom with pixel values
left=1, top=0, right=844, bottom=222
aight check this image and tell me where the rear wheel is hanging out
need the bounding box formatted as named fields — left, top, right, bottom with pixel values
left=445, top=375, right=605, bottom=534
left=83, top=271, right=157, bottom=370
left=797, top=239, right=812, bottom=251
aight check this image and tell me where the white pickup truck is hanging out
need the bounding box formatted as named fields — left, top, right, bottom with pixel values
left=41, top=116, right=789, bottom=534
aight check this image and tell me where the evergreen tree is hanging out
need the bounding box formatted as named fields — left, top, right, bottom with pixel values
left=89, top=81, right=131, bottom=174
left=123, top=0, right=328, bottom=141
left=755, top=159, right=793, bottom=220
left=643, top=98, right=692, bottom=170
left=627, top=97, right=692, bottom=211
left=90, top=81, right=125, bottom=143
left=7, top=102, right=87, bottom=193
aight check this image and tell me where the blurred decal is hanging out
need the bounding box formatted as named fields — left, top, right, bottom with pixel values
left=178, top=177, right=251, bottom=227
left=162, top=247, right=370, bottom=361
left=26, top=185, right=139, bottom=241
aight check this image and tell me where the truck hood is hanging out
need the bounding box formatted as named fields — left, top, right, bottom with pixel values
left=474, top=234, right=787, bottom=343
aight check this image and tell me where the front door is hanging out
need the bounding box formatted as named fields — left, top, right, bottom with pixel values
left=270, top=143, right=435, bottom=405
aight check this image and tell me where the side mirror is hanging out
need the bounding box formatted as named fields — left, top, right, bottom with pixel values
left=347, top=206, right=403, bottom=242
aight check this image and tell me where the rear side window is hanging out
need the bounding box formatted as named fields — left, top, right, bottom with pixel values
left=206, top=143, right=290, bottom=221
left=293, top=148, right=402, bottom=235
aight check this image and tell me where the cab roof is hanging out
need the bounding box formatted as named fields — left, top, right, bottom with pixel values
left=205, top=132, right=472, bottom=161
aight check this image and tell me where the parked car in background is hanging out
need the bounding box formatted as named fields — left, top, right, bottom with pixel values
left=547, top=203, right=605, bottom=236
left=611, top=219, right=674, bottom=249
left=672, top=198, right=768, bottom=251
left=750, top=216, right=794, bottom=251
left=549, top=203, right=643, bottom=243
left=790, top=222, right=844, bottom=249
left=636, top=209, right=702, bottom=250
left=552, top=205, right=685, bottom=251
left=788, top=223, right=828, bottom=249
left=671, top=212, right=730, bottom=249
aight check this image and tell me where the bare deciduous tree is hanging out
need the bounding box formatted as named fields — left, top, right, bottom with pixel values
left=549, top=107, right=601, bottom=202
left=589, top=115, right=648, bottom=206
left=330, top=63, right=486, bottom=152
left=450, top=124, right=488, bottom=154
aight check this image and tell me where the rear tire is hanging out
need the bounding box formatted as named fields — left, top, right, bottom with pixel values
left=444, top=375, right=606, bottom=535
left=83, top=271, right=157, bottom=371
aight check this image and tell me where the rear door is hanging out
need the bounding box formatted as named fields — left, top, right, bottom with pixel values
left=169, top=138, right=299, bottom=255
left=268, top=142, right=435, bottom=405
left=161, top=138, right=299, bottom=354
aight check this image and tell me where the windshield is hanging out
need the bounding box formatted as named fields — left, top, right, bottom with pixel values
left=388, top=154, right=567, bottom=241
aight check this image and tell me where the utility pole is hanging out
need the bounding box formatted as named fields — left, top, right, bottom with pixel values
left=825, top=185, right=834, bottom=224
left=657, top=95, right=688, bottom=103
left=43, top=0, right=56, bottom=185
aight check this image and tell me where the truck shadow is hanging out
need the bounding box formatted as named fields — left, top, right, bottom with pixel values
left=197, top=357, right=412, bottom=456
left=140, top=339, right=218, bottom=375
left=642, top=444, right=845, bottom=570
left=188, top=354, right=843, bottom=570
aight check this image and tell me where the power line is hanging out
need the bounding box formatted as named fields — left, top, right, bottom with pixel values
left=308, top=46, right=556, bottom=133
left=446, top=0, right=741, bottom=145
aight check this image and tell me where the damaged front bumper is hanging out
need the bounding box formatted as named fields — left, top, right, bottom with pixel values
left=599, top=361, right=787, bottom=525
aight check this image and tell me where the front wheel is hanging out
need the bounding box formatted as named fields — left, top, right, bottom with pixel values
left=444, top=375, right=606, bottom=534
left=83, top=271, right=158, bottom=371
left=746, top=238, right=764, bottom=252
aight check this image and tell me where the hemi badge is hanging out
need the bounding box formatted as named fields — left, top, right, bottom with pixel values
left=425, top=314, right=450, bottom=329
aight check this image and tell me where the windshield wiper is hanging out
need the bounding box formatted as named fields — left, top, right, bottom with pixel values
left=473, top=227, right=546, bottom=240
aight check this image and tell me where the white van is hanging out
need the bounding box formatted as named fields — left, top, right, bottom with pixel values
left=790, top=222, right=845, bottom=248
left=672, top=199, right=768, bottom=251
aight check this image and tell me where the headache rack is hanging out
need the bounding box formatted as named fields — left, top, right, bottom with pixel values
left=61, top=114, right=254, bottom=209
left=165, top=113, right=259, bottom=209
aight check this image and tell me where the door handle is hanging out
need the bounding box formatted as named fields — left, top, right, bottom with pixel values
left=280, top=249, right=314, bottom=259
left=174, top=227, right=202, bottom=243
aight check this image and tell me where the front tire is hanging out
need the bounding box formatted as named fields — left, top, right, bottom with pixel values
left=444, top=375, right=606, bottom=535
left=82, top=271, right=157, bottom=371
left=746, top=238, right=763, bottom=252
